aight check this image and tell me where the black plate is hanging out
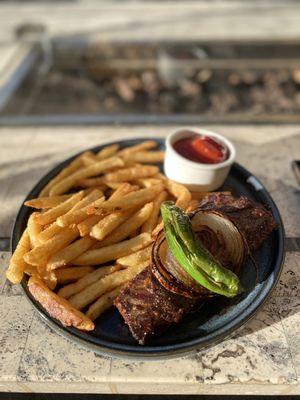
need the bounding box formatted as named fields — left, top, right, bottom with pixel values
left=12, top=138, right=285, bottom=359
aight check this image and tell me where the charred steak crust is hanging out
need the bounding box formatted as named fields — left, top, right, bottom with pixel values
left=114, top=267, right=195, bottom=344
left=198, top=194, right=277, bottom=253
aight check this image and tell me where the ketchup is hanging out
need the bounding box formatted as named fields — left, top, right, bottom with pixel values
left=173, top=135, right=229, bottom=164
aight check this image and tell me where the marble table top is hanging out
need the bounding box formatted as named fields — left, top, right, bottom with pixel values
left=0, top=125, right=299, bottom=395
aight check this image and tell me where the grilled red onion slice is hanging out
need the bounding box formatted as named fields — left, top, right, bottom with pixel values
left=191, top=210, right=246, bottom=275
left=151, top=209, right=247, bottom=298
left=151, top=230, right=209, bottom=299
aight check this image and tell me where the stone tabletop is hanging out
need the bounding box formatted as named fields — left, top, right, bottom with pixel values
left=0, top=125, right=299, bottom=395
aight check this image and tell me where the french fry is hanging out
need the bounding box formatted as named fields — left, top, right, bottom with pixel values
left=94, top=184, right=163, bottom=211
left=103, top=181, right=124, bottom=190
left=166, top=180, right=191, bottom=210
left=38, top=223, right=63, bottom=243
left=25, top=194, right=73, bottom=209
left=73, top=233, right=152, bottom=265
left=118, top=140, right=157, bottom=156
left=38, top=152, right=87, bottom=197
left=98, top=202, right=154, bottom=247
left=65, top=189, right=102, bottom=214
left=6, top=229, right=30, bottom=284
left=69, top=262, right=147, bottom=310
left=81, top=151, right=99, bottom=167
left=141, top=190, right=167, bottom=233
left=90, top=209, right=133, bottom=241
left=77, top=177, right=105, bottom=188
left=28, top=276, right=94, bottom=330
left=186, top=199, right=199, bottom=213
left=153, top=172, right=167, bottom=181
left=151, top=219, right=163, bottom=238
left=86, top=285, right=124, bottom=321
left=49, top=157, right=124, bottom=195
left=33, top=191, right=84, bottom=225
left=105, top=165, right=159, bottom=182
left=97, top=143, right=119, bottom=160
left=122, top=151, right=165, bottom=164
left=24, top=263, right=38, bottom=277
left=56, top=266, right=94, bottom=284
left=40, top=269, right=57, bottom=290
left=28, top=212, right=42, bottom=248
left=57, top=195, right=105, bottom=227
left=77, top=214, right=104, bottom=236
left=117, top=245, right=151, bottom=267
left=109, top=182, right=137, bottom=199
left=58, top=264, right=122, bottom=299
left=134, top=178, right=162, bottom=188
left=47, top=236, right=97, bottom=270
left=24, top=227, right=79, bottom=267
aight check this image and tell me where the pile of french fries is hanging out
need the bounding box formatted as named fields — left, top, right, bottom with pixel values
left=6, top=140, right=214, bottom=331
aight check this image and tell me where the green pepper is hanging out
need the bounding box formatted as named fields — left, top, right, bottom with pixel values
left=161, top=202, right=242, bottom=297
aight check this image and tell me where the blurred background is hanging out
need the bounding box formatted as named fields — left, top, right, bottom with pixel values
left=1, top=0, right=300, bottom=126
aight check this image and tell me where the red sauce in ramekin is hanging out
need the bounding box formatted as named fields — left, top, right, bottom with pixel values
left=173, top=135, right=229, bottom=164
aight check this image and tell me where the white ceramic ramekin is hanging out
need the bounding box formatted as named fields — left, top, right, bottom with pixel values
left=164, top=127, right=236, bottom=191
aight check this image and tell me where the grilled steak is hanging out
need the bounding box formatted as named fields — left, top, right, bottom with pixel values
left=114, top=267, right=195, bottom=344
left=115, top=194, right=277, bottom=344
left=198, top=194, right=277, bottom=252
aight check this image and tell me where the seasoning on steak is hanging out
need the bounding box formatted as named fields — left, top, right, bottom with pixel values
left=115, top=194, right=277, bottom=344
left=114, top=267, right=195, bottom=344
left=198, top=193, right=277, bottom=252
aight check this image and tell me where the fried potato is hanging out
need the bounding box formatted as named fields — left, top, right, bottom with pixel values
left=73, top=233, right=152, bottom=265
left=95, top=184, right=163, bottom=211
left=28, top=212, right=42, bottom=248
left=57, top=195, right=105, bottom=227
left=38, top=153, right=85, bottom=197
left=166, top=180, right=191, bottom=210
left=6, top=229, right=30, bottom=284
left=86, top=285, right=124, bottom=321
left=98, top=202, right=153, bottom=247
left=34, top=191, right=84, bottom=225
left=97, top=143, right=119, bottom=160
left=109, top=182, right=137, bottom=199
left=151, top=219, right=163, bottom=238
left=69, top=262, right=147, bottom=310
left=186, top=199, right=199, bottom=213
left=90, top=209, right=133, bottom=241
left=49, top=157, right=124, bottom=195
left=25, top=194, right=73, bottom=209
left=39, top=269, right=57, bottom=290
left=56, top=266, right=94, bottom=284
left=134, top=178, right=162, bottom=188
left=47, top=236, right=96, bottom=270
left=24, top=227, right=79, bottom=267
left=77, top=177, right=105, bottom=188
left=28, top=276, right=94, bottom=330
left=58, top=265, right=122, bottom=299
left=77, top=214, right=103, bottom=236
left=118, top=140, right=157, bottom=156
left=117, top=245, right=151, bottom=267
left=38, top=222, right=63, bottom=243
left=141, top=190, right=167, bottom=233
left=105, top=165, right=159, bottom=183
left=81, top=151, right=99, bottom=167
left=122, top=151, right=165, bottom=164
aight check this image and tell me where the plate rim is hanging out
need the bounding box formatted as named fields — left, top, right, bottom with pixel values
left=11, top=137, right=285, bottom=359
